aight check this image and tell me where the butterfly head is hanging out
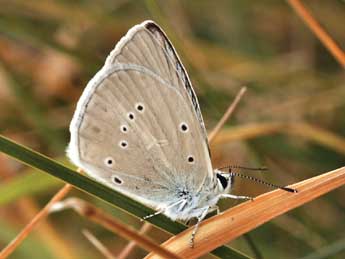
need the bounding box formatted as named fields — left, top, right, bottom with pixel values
left=214, top=169, right=234, bottom=194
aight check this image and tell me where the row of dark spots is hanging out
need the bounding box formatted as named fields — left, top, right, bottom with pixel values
left=122, top=103, right=145, bottom=131
left=120, top=103, right=145, bottom=147
left=109, top=103, right=146, bottom=186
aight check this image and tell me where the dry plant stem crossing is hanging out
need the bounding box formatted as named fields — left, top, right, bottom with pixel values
left=208, top=87, right=247, bottom=142
left=212, top=122, right=345, bottom=156
left=82, top=229, right=117, bottom=259
left=145, top=166, right=345, bottom=259
left=287, top=0, right=345, bottom=68
left=117, top=222, right=152, bottom=259
left=53, top=198, right=182, bottom=259
left=0, top=184, right=73, bottom=259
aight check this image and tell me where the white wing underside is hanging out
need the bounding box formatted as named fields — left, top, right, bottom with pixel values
left=68, top=21, right=212, bottom=207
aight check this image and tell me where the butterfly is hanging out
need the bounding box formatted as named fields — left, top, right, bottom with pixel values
left=67, top=20, right=295, bottom=246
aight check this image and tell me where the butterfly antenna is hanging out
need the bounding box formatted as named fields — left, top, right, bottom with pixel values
left=229, top=172, right=297, bottom=193
left=218, top=165, right=268, bottom=172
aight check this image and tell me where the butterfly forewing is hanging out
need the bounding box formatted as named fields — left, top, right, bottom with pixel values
left=106, top=21, right=208, bottom=145
left=68, top=21, right=212, bottom=207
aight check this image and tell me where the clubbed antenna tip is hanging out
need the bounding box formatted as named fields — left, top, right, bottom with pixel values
left=281, top=186, right=298, bottom=193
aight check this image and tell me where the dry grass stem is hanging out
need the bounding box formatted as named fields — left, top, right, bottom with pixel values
left=145, top=166, right=345, bottom=259
left=287, top=0, right=345, bottom=68
left=117, top=222, right=152, bottom=259
left=0, top=184, right=72, bottom=259
left=52, top=198, right=182, bottom=259
left=82, top=229, right=116, bottom=259
left=211, top=122, right=345, bottom=155
left=208, top=87, right=247, bottom=142
left=17, top=197, right=78, bottom=259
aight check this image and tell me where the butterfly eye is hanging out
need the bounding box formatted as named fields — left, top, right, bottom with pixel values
left=128, top=112, right=135, bottom=120
left=187, top=155, right=195, bottom=164
left=180, top=122, right=189, bottom=133
left=135, top=103, right=145, bottom=113
left=112, top=176, right=123, bottom=185
left=119, top=140, right=128, bottom=149
left=120, top=125, right=128, bottom=133
left=104, top=157, right=115, bottom=167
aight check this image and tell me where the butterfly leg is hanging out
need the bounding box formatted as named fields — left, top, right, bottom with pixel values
left=206, top=205, right=220, bottom=215
left=212, top=205, right=220, bottom=215
left=190, top=206, right=210, bottom=248
left=221, top=194, right=253, bottom=201
left=142, top=199, right=185, bottom=221
left=142, top=208, right=165, bottom=221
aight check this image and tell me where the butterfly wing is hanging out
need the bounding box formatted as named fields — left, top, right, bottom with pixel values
left=68, top=21, right=212, bottom=207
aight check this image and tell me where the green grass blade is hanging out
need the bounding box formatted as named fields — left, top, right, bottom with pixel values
left=0, top=135, right=251, bottom=259
left=0, top=171, right=61, bottom=205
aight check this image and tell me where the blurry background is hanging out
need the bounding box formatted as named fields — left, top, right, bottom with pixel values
left=0, top=0, right=344, bottom=258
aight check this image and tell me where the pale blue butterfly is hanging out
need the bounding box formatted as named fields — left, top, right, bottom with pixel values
left=68, top=20, right=295, bottom=246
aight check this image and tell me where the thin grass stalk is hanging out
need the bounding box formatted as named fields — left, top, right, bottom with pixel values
left=212, top=122, right=345, bottom=155
left=208, top=87, right=247, bottom=142
left=287, top=0, right=345, bottom=68
left=82, top=229, right=117, bottom=259
left=117, top=222, right=152, bottom=259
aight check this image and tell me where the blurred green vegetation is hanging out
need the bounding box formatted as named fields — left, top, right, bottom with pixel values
left=0, top=0, right=344, bottom=258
